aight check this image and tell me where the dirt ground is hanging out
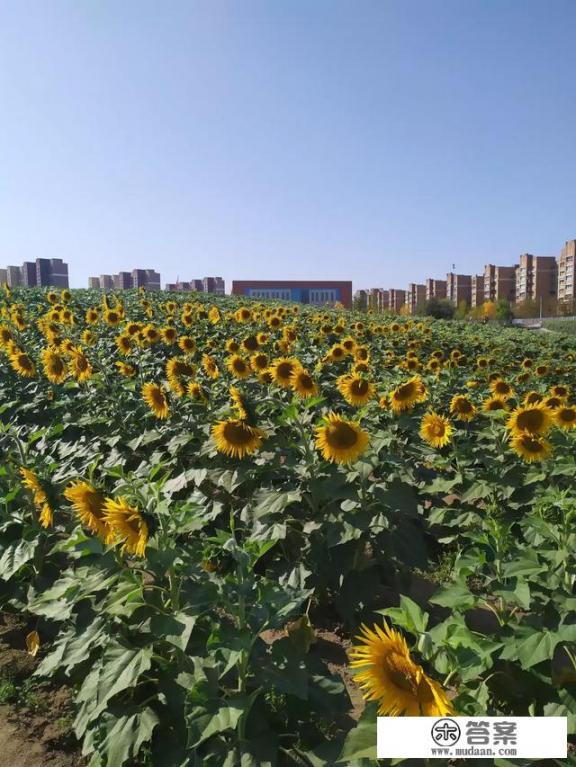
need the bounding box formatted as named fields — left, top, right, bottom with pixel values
left=0, top=612, right=84, bottom=767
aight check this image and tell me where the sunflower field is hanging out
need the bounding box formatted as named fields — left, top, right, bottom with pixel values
left=1, top=285, right=576, bottom=766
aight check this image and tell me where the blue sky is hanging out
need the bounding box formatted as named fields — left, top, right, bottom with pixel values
left=1, top=0, right=576, bottom=290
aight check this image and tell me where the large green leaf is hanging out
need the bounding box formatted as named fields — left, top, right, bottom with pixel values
left=74, top=642, right=153, bottom=736
left=0, top=539, right=38, bottom=580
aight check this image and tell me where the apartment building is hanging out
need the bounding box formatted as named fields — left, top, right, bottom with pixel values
left=515, top=254, right=557, bottom=304
left=203, top=277, right=225, bottom=294
left=389, top=288, right=406, bottom=313
left=21, top=262, right=37, bottom=287
left=558, top=240, right=575, bottom=303
left=406, top=283, right=426, bottom=314
left=425, top=278, right=447, bottom=300
left=446, top=273, right=472, bottom=306
left=483, top=264, right=516, bottom=303
left=6, top=266, right=21, bottom=287
left=114, top=272, right=133, bottom=290
left=470, top=275, right=485, bottom=308
left=35, top=258, right=69, bottom=288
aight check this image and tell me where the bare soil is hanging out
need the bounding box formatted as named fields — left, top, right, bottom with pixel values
left=0, top=612, right=85, bottom=767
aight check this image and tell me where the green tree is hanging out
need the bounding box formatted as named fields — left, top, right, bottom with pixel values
left=423, top=298, right=455, bottom=320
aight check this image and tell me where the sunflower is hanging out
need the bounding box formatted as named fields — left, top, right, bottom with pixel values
left=202, top=353, right=220, bottom=379
left=337, top=374, right=375, bottom=407
left=102, top=497, right=148, bottom=556
left=315, top=412, right=369, bottom=465
left=40, top=348, right=67, bottom=384
left=116, top=361, right=137, bottom=378
left=389, top=376, right=427, bottom=413
left=226, top=354, right=251, bottom=379
left=212, top=419, right=265, bottom=458
left=535, top=364, right=549, bottom=377
left=523, top=391, right=542, bottom=405
left=142, top=324, right=160, bottom=344
left=290, top=369, right=319, bottom=398
left=142, top=382, right=170, bottom=419
left=115, top=334, right=132, bottom=355
left=449, top=395, right=476, bottom=422
left=229, top=386, right=251, bottom=420
left=20, top=468, right=52, bottom=528
left=490, top=379, right=514, bottom=399
left=269, top=357, right=301, bottom=388
left=64, top=481, right=111, bottom=541
left=420, top=412, right=453, bottom=448
left=242, top=335, right=260, bottom=353
left=9, top=349, right=36, bottom=378
left=543, top=396, right=563, bottom=410
left=235, top=307, right=252, bottom=323
left=551, top=384, right=569, bottom=399
left=69, top=348, right=92, bottom=382
left=208, top=306, right=221, bottom=324
left=184, top=381, right=206, bottom=403
left=162, top=326, right=177, bottom=344
left=555, top=405, right=576, bottom=430
left=104, top=309, right=122, bottom=326
left=326, top=344, right=347, bottom=362
left=178, top=336, right=196, bottom=354
left=0, top=325, right=13, bottom=347
left=250, top=352, right=269, bottom=372
left=125, top=321, right=142, bottom=336
left=510, top=433, right=552, bottom=462
left=350, top=621, right=453, bottom=716
left=506, top=404, right=552, bottom=436
left=482, top=396, right=509, bottom=412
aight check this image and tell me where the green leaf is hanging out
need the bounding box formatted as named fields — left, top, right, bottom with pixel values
left=188, top=693, right=254, bottom=747
left=379, top=595, right=429, bottom=635
left=336, top=702, right=377, bottom=763
left=501, top=628, right=558, bottom=669
left=100, top=707, right=159, bottom=766
left=0, top=539, right=38, bottom=580
left=430, top=584, right=477, bottom=610
left=74, top=643, right=153, bottom=736
left=150, top=611, right=196, bottom=651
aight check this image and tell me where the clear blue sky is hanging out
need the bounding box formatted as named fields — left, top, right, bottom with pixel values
left=1, top=0, right=576, bottom=290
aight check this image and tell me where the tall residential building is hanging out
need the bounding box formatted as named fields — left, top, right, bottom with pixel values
left=114, top=271, right=134, bottom=290
left=203, top=276, right=225, bottom=294
left=368, top=288, right=385, bottom=312
left=557, top=240, right=576, bottom=303
left=483, top=264, right=516, bottom=303
left=425, top=278, right=447, bottom=300
left=446, top=273, right=472, bottom=306
left=7, top=266, right=21, bottom=287
left=145, top=269, right=161, bottom=290
left=378, top=289, right=390, bottom=312
left=88, top=277, right=101, bottom=289
left=21, top=262, right=38, bottom=287
left=191, top=279, right=204, bottom=291
left=406, top=283, right=426, bottom=314
left=0, top=268, right=7, bottom=285
left=515, top=254, right=557, bottom=305
left=389, top=288, right=406, bottom=313
left=470, top=275, right=485, bottom=308
left=100, top=274, right=114, bottom=289
left=131, top=269, right=160, bottom=290
left=36, top=258, right=69, bottom=288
